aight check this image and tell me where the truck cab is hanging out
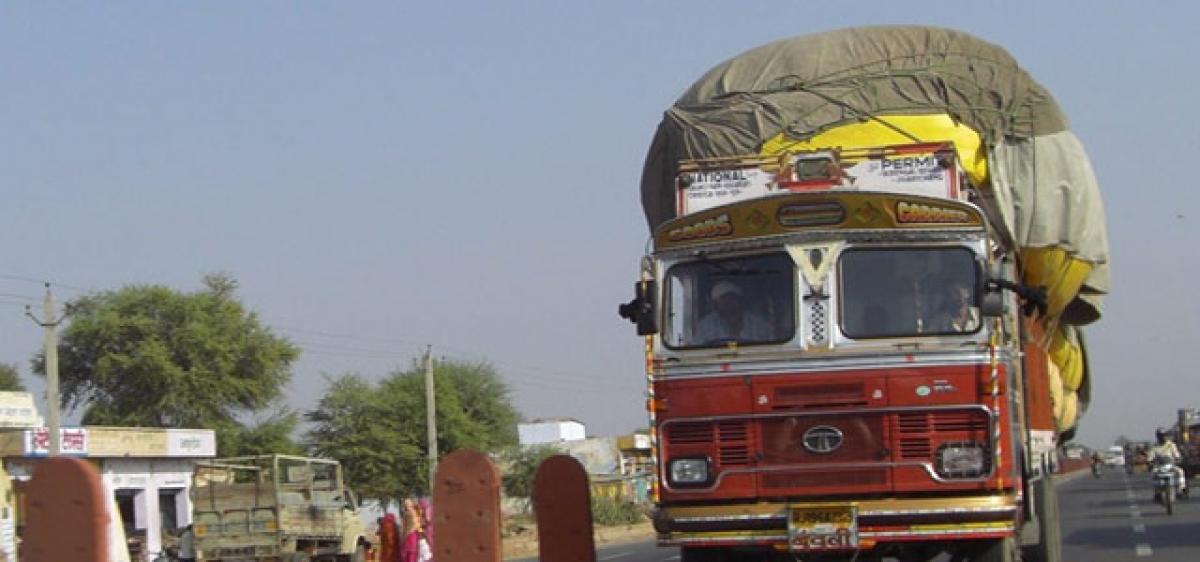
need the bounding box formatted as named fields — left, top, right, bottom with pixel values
left=621, top=144, right=1061, bottom=562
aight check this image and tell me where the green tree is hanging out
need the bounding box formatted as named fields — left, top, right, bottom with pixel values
left=32, top=274, right=299, bottom=432
left=502, top=444, right=560, bottom=499
left=0, top=363, right=26, bottom=392
left=215, top=408, right=306, bottom=457
left=306, top=359, right=520, bottom=504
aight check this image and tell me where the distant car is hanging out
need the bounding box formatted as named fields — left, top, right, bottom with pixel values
left=1104, top=446, right=1126, bottom=466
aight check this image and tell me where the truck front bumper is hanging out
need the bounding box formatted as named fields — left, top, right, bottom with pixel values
left=655, top=494, right=1018, bottom=548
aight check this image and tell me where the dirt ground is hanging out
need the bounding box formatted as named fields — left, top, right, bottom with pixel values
left=502, top=520, right=656, bottom=559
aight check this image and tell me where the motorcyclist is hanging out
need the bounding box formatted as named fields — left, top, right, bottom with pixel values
left=1150, top=428, right=1187, bottom=495
left=1090, top=450, right=1103, bottom=476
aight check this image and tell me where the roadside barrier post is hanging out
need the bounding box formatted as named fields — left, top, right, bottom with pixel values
left=534, top=454, right=597, bottom=562
left=433, top=448, right=503, bottom=562
left=24, top=457, right=108, bottom=562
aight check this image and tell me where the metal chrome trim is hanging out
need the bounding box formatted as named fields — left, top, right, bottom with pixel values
left=670, top=505, right=1018, bottom=524
left=802, top=425, right=844, bottom=454
left=659, top=404, right=998, bottom=493
left=661, top=524, right=1013, bottom=545
left=655, top=228, right=986, bottom=259
left=652, top=351, right=1012, bottom=380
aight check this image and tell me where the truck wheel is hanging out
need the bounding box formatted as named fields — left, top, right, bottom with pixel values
left=1022, top=476, right=1062, bottom=562
left=972, top=537, right=1018, bottom=562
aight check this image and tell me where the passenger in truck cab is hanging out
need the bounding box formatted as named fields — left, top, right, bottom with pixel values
left=694, top=279, right=772, bottom=344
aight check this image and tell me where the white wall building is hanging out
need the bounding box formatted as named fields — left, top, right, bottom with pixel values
left=2, top=426, right=216, bottom=562
left=518, top=418, right=586, bottom=445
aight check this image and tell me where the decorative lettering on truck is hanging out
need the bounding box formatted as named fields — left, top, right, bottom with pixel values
left=895, top=201, right=972, bottom=224
left=667, top=214, right=733, bottom=242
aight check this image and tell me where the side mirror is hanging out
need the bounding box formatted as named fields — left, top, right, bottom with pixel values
left=618, top=280, right=658, bottom=336
left=980, top=291, right=1006, bottom=318
left=979, top=260, right=1006, bottom=318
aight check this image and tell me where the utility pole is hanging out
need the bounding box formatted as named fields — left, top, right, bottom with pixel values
left=25, top=284, right=66, bottom=457
left=425, top=344, right=438, bottom=491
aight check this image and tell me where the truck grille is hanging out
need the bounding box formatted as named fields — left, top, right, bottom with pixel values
left=895, top=411, right=988, bottom=459
left=666, top=422, right=713, bottom=444
left=665, top=420, right=752, bottom=467
left=717, top=421, right=751, bottom=465
left=759, top=414, right=885, bottom=463
left=771, top=382, right=867, bottom=409
left=763, top=468, right=887, bottom=489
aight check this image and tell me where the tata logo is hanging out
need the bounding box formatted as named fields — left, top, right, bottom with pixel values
left=802, top=425, right=844, bottom=454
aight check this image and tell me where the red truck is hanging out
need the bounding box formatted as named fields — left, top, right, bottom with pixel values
left=619, top=26, right=1107, bottom=562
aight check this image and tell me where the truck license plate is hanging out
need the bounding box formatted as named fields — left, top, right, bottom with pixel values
left=788, top=505, right=859, bottom=551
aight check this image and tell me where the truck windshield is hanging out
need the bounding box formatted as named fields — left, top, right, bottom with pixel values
left=840, top=247, right=979, bottom=339
left=664, top=253, right=795, bottom=348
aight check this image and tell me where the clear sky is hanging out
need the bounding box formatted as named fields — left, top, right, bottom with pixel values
left=1, top=2, right=1195, bottom=447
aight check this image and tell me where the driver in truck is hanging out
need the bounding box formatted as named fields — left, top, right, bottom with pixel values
left=939, top=281, right=980, bottom=333
left=694, top=280, right=771, bottom=344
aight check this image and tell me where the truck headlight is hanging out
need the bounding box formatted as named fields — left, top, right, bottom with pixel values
left=936, top=442, right=988, bottom=478
left=668, top=457, right=711, bottom=486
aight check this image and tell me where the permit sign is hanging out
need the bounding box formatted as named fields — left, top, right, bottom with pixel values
left=677, top=165, right=776, bottom=215
left=788, top=504, right=859, bottom=551
left=676, top=143, right=960, bottom=217
left=841, top=144, right=958, bottom=200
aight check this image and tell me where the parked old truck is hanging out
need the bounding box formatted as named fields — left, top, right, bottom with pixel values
left=619, top=26, right=1108, bottom=561
left=191, top=455, right=369, bottom=561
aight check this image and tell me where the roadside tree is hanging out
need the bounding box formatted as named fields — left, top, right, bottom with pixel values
left=31, top=274, right=299, bottom=440
left=502, top=444, right=560, bottom=500
left=0, top=363, right=26, bottom=392
left=306, top=359, right=519, bottom=504
left=216, top=408, right=306, bottom=457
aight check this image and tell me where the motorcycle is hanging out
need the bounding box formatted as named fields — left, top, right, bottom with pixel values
left=1091, top=462, right=1103, bottom=478
left=1152, top=459, right=1187, bottom=515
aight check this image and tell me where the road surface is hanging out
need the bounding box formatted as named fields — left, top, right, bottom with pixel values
left=515, top=469, right=1200, bottom=561
left=1061, top=467, right=1196, bottom=561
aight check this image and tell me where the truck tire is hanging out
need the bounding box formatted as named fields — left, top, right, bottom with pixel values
left=1023, top=476, right=1062, bottom=562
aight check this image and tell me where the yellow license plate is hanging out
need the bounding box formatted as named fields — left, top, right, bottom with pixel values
left=788, top=505, right=859, bottom=550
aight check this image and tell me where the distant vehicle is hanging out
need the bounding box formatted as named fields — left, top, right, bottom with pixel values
left=1104, top=446, right=1126, bottom=466
left=191, top=455, right=370, bottom=561
left=1063, top=444, right=1086, bottom=459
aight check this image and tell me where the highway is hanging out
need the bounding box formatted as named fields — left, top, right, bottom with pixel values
left=515, top=469, right=1200, bottom=561
left=1060, top=467, right=1197, bottom=561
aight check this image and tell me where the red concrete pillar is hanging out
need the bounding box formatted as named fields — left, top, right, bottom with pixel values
left=23, top=457, right=108, bottom=562
left=534, top=454, right=596, bottom=562
left=432, top=449, right=502, bottom=562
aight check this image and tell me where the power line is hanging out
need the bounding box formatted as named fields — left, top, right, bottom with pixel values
left=277, top=325, right=427, bottom=348
left=291, top=340, right=623, bottom=393
left=0, top=273, right=88, bottom=293
left=1, top=277, right=633, bottom=394
left=282, top=326, right=620, bottom=387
